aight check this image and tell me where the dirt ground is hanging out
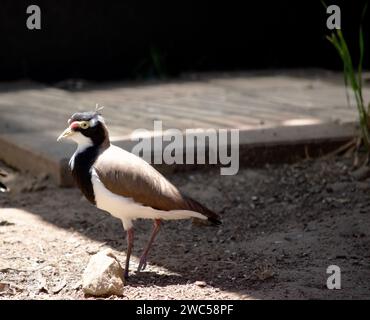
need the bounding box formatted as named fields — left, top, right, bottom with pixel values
left=0, top=156, right=369, bottom=300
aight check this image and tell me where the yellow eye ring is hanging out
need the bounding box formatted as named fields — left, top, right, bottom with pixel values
left=80, top=121, right=89, bottom=129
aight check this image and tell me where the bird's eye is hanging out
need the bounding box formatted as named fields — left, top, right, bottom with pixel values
left=80, top=121, right=89, bottom=129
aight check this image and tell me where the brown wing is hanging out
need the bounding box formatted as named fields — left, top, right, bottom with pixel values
left=93, top=145, right=220, bottom=224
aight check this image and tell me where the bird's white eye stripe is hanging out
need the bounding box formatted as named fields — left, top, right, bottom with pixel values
left=89, top=118, right=97, bottom=127
left=89, top=116, right=105, bottom=127
left=97, top=115, right=105, bottom=124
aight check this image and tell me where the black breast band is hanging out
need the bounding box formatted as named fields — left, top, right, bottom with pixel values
left=71, top=146, right=100, bottom=204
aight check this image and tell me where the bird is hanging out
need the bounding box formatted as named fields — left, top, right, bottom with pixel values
left=57, top=107, right=221, bottom=279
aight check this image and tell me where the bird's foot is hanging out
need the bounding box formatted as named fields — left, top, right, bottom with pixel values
left=123, top=269, right=129, bottom=280
left=137, top=255, right=148, bottom=272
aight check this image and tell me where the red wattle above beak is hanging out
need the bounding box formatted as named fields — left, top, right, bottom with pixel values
left=70, top=121, right=80, bottom=130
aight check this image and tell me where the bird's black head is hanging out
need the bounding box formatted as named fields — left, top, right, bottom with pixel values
left=57, top=111, right=109, bottom=147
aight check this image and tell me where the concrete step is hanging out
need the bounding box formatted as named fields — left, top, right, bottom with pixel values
left=0, top=70, right=365, bottom=186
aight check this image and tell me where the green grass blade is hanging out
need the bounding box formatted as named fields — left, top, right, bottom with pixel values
left=320, top=0, right=328, bottom=9
left=358, top=3, right=367, bottom=95
left=326, top=4, right=370, bottom=152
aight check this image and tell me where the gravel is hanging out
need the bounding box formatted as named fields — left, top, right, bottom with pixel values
left=0, top=156, right=369, bottom=299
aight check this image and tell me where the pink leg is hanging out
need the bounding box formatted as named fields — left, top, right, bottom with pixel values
left=124, top=228, right=134, bottom=279
left=137, top=219, right=161, bottom=272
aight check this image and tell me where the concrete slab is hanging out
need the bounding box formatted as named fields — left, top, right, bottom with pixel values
left=0, top=70, right=366, bottom=186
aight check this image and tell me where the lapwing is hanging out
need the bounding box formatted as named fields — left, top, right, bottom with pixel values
left=57, top=108, right=221, bottom=278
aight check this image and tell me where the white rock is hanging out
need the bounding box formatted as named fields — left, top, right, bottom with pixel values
left=82, top=249, right=124, bottom=296
left=194, top=280, right=207, bottom=287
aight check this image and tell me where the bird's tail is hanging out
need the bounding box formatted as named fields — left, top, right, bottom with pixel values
left=135, top=196, right=221, bottom=226
left=151, top=209, right=207, bottom=221
left=184, top=196, right=222, bottom=226
left=0, top=181, right=9, bottom=193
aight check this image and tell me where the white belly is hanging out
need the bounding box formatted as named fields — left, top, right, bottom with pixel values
left=91, top=169, right=207, bottom=230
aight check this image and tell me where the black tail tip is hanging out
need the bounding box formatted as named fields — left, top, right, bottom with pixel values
left=208, top=216, right=222, bottom=226
left=0, top=181, right=9, bottom=193
left=192, top=217, right=222, bottom=226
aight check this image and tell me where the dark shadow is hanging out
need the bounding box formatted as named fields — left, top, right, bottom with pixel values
left=3, top=177, right=261, bottom=298
left=5, top=156, right=370, bottom=300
